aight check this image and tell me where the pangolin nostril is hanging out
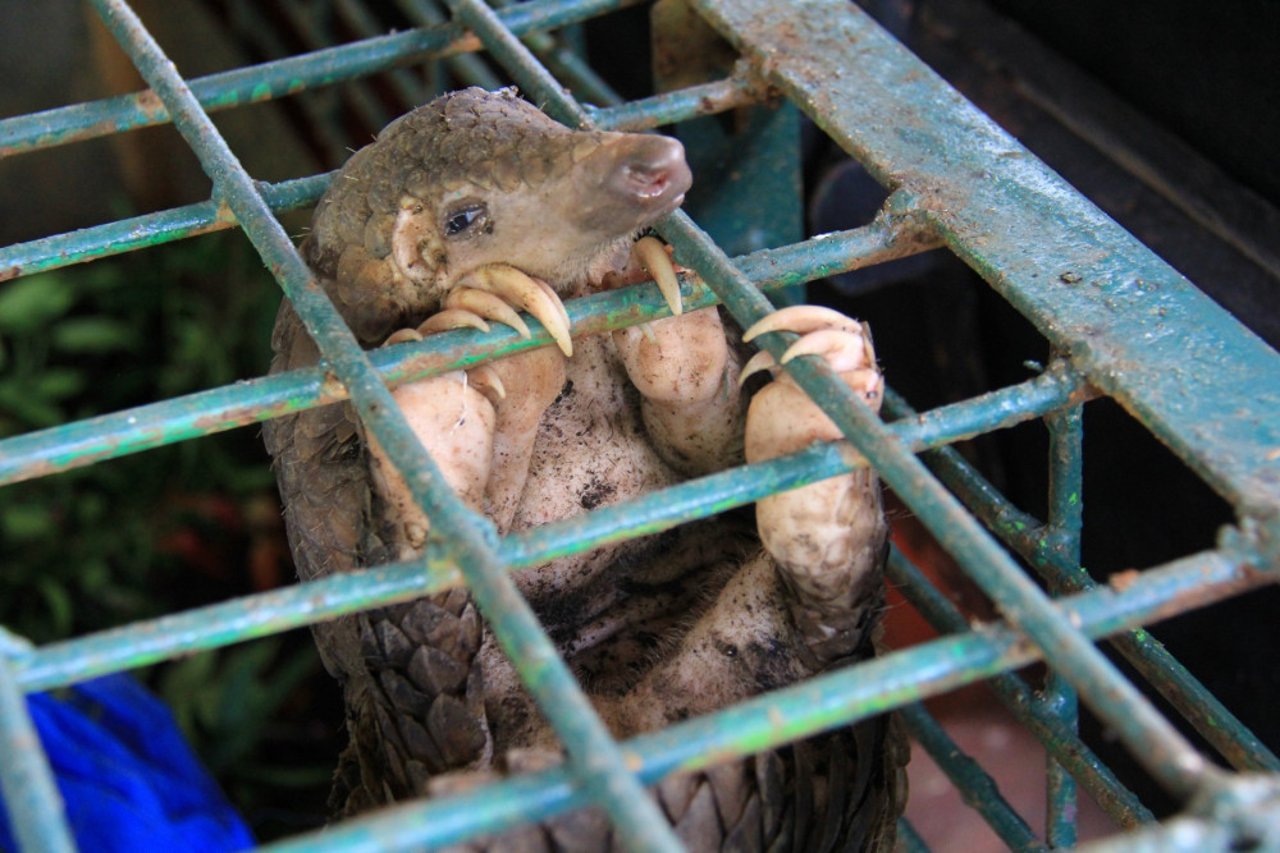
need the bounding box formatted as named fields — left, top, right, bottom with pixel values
left=625, top=165, right=671, bottom=199
left=608, top=136, right=693, bottom=203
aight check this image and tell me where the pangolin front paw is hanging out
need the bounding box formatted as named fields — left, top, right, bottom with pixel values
left=611, top=237, right=744, bottom=474
left=366, top=267, right=573, bottom=552
left=742, top=305, right=887, bottom=663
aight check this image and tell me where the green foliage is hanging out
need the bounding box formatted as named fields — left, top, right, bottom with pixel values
left=0, top=234, right=281, bottom=636
left=158, top=637, right=337, bottom=810
left=0, top=233, right=336, bottom=836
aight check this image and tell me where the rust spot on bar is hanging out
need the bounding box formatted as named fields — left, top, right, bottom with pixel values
left=136, top=89, right=166, bottom=119
left=1108, top=569, right=1141, bottom=594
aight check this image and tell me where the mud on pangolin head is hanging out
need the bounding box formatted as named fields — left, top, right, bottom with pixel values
left=304, top=87, right=691, bottom=345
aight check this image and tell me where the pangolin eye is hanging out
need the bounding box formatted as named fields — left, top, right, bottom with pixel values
left=443, top=203, right=488, bottom=238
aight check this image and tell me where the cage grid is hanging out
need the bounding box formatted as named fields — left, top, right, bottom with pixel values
left=1, top=0, right=1278, bottom=850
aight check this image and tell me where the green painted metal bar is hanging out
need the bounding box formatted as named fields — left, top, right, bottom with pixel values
left=585, top=75, right=760, bottom=131
left=221, top=0, right=357, bottom=164
left=0, top=1, right=1271, bottom=848
left=700, top=0, right=1280, bottom=517
left=443, top=0, right=592, bottom=127
left=85, top=3, right=678, bottom=850
left=0, top=77, right=791, bottom=283
left=886, top=549, right=1154, bottom=828
left=689, top=0, right=1256, bottom=802
left=332, top=0, right=430, bottom=108
left=489, top=0, right=624, bottom=107
left=1044, top=398, right=1085, bottom=846
left=661, top=198, right=1216, bottom=800
left=279, top=0, right=393, bottom=132
left=0, top=173, right=331, bottom=281
left=0, top=0, right=644, bottom=158
left=0, top=212, right=935, bottom=486
left=900, top=702, right=1048, bottom=852
left=13, top=366, right=1085, bottom=693
left=1074, top=779, right=1280, bottom=852
left=896, top=818, right=930, bottom=853
left=0, top=656, right=75, bottom=853
left=256, top=545, right=1265, bottom=852
left=394, top=0, right=506, bottom=90
left=883, top=387, right=1280, bottom=774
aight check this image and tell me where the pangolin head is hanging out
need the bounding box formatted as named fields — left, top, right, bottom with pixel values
left=305, top=88, right=691, bottom=344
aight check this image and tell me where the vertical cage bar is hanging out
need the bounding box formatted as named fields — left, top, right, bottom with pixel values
left=442, top=0, right=592, bottom=127
left=899, top=702, right=1049, bottom=852
left=0, top=658, right=75, bottom=853
left=883, top=389, right=1280, bottom=774
left=896, top=817, right=931, bottom=852
left=1044, top=400, right=1085, bottom=846
left=673, top=9, right=1269, bottom=799
left=886, top=548, right=1154, bottom=827
left=84, top=2, right=680, bottom=850
left=394, top=0, right=505, bottom=90
left=489, top=0, right=624, bottom=107
left=660, top=200, right=1214, bottom=802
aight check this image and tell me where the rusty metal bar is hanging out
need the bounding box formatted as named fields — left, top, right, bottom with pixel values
left=882, top=388, right=1280, bottom=774
left=14, top=365, right=1085, bottom=693
left=0, top=0, right=646, bottom=158
left=899, top=702, right=1048, bottom=852
left=0, top=211, right=935, bottom=486
left=886, top=549, right=1154, bottom=828
left=686, top=0, right=1274, bottom=803
left=256, top=544, right=1267, bottom=852
left=84, top=1, right=680, bottom=849
left=0, top=654, right=74, bottom=853
left=1044, top=395, right=1085, bottom=845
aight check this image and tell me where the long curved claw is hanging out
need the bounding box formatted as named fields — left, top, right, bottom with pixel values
left=632, top=235, right=682, bottom=317
left=742, top=305, right=863, bottom=343
left=462, top=265, right=574, bottom=357
left=780, top=327, right=869, bottom=373
left=738, top=349, right=778, bottom=387
left=469, top=364, right=507, bottom=403
left=383, top=328, right=424, bottom=347
left=446, top=287, right=531, bottom=341
left=418, top=308, right=491, bottom=335
left=530, top=275, right=571, bottom=334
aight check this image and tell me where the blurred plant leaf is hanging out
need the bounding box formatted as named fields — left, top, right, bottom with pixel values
left=0, top=274, right=77, bottom=333
left=51, top=317, right=140, bottom=354
left=3, top=503, right=55, bottom=542
left=0, top=378, right=65, bottom=428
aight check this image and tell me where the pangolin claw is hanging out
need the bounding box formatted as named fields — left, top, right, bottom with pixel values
left=742, top=305, right=863, bottom=342
left=632, top=235, right=683, bottom=317
left=446, top=288, right=531, bottom=340
left=460, top=264, right=574, bottom=357
left=738, top=349, right=778, bottom=387
left=418, top=308, right=491, bottom=335
left=739, top=306, right=876, bottom=383
left=383, top=328, right=424, bottom=347
left=469, top=364, right=507, bottom=403
left=778, top=327, right=869, bottom=373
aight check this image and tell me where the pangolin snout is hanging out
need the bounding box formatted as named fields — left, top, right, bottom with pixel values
left=604, top=135, right=692, bottom=217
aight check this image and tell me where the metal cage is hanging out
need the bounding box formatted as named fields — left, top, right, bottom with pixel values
left=2, top=0, right=1279, bottom=850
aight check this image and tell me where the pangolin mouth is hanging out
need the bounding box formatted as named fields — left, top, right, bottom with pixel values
left=606, top=135, right=693, bottom=222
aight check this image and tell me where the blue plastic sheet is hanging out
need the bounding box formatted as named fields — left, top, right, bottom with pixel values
left=0, top=675, right=252, bottom=852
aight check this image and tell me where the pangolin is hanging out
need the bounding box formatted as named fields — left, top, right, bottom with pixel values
left=264, top=87, right=905, bottom=851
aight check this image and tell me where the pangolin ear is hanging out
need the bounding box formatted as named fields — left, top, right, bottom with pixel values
left=391, top=198, right=444, bottom=286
